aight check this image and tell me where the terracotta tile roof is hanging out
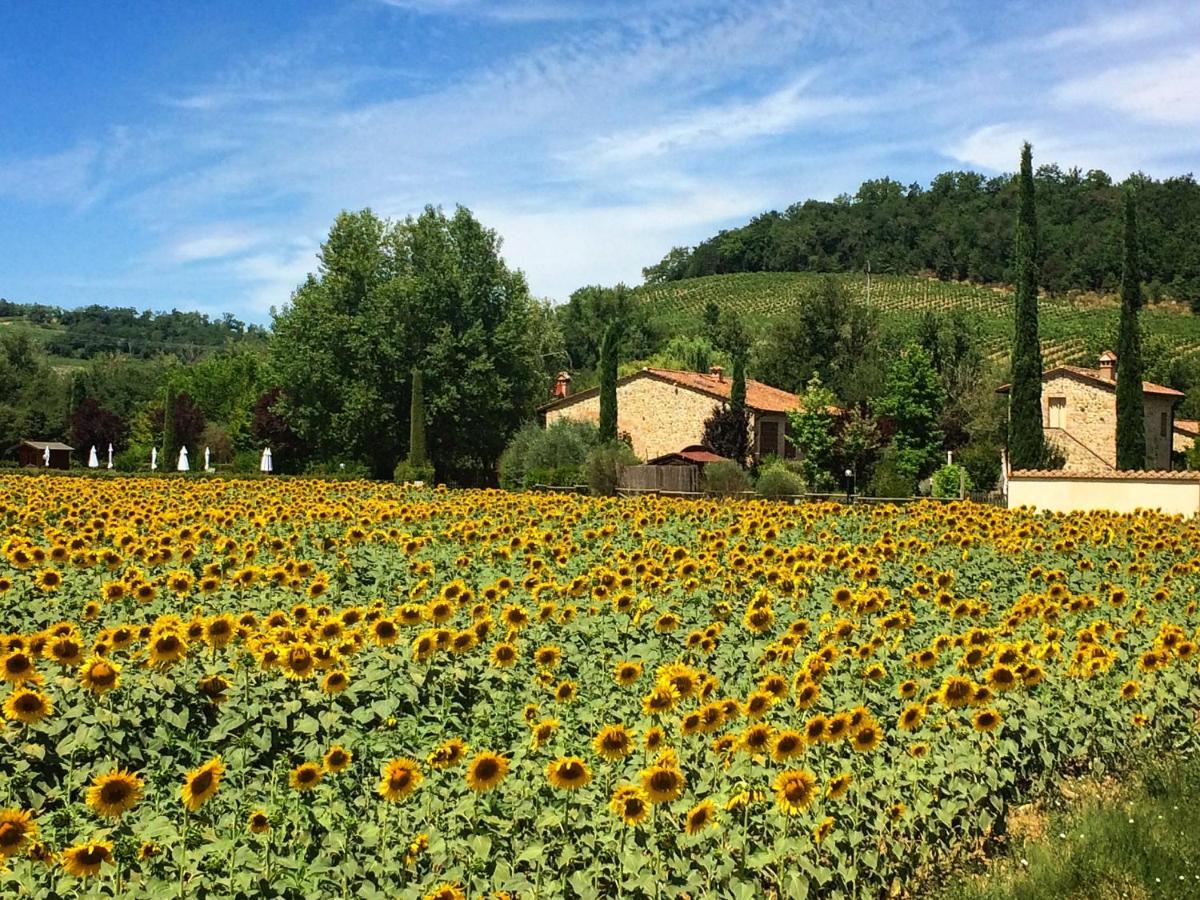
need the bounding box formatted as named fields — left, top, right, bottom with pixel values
left=648, top=448, right=729, bottom=465
left=538, top=367, right=803, bottom=414
left=642, top=368, right=800, bottom=413
left=1175, top=418, right=1200, bottom=436
left=1010, top=468, right=1200, bottom=480
left=996, top=366, right=1183, bottom=398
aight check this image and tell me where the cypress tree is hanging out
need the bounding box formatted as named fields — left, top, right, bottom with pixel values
left=598, top=322, right=620, bottom=443
left=1115, top=190, right=1145, bottom=470
left=161, top=384, right=177, bottom=468
left=1008, top=142, right=1046, bottom=469
left=407, top=367, right=428, bottom=469
left=730, top=352, right=747, bottom=412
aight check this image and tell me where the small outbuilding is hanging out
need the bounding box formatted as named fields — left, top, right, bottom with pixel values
left=646, top=445, right=730, bottom=468
left=16, top=440, right=74, bottom=469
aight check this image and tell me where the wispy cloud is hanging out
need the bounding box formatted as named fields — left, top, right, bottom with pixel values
left=1035, top=7, right=1177, bottom=49
left=1055, top=51, right=1200, bottom=125
left=167, top=229, right=263, bottom=264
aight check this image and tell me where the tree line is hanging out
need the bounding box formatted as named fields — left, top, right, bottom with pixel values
left=0, top=299, right=267, bottom=360
left=643, top=166, right=1200, bottom=307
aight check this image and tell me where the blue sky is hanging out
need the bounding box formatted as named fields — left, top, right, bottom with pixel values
left=2, top=0, right=1198, bottom=322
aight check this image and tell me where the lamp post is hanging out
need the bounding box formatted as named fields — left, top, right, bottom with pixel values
left=844, top=467, right=855, bottom=504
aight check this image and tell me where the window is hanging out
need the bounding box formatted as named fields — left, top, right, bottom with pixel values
left=758, top=420, right=780, bottom=457
left=1161, top=411, right=1169, bottom=438
left=1047, top=396, right=1066, bottom=429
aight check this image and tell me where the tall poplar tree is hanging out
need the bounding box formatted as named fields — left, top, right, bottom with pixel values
left=1115, top=190, right=1146, bottom=469
left=598, top=322, right=620, bottom=443
left=407, top=367, right=428, bottom=470
left=1007, top=143, right=1046, bottom=469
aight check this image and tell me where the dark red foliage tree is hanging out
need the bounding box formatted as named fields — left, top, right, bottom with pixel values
left=69, top=397, right=127, bottom=454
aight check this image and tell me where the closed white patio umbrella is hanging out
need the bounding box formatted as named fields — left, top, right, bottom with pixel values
left=260, top=447, right=273, bottom=474
left=204, top=446, right=211, bottom=472
left=177, top=446, right=189, bottom=472
left=107, top=443, right=114, bottom=469
left=87, top=446, right=99, bottom=468
left=151, top=447, right=158, bottom=471
left=42, top=445, right=50, bottom=467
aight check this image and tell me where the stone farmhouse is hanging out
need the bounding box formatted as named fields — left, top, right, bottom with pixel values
left=998, top=351, right=1183, bottom=471
left=538, top=367, right=800, bottom=462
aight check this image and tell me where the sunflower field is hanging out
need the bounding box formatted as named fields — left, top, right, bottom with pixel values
left=0, top=475, right=1198, bottom=899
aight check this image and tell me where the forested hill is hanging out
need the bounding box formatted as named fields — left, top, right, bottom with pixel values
left=0, top=298, right=267, bottom=361
left=642, top=166, right=1200, bottom=307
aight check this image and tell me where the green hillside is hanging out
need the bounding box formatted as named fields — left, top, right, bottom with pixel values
left=637, top=272, right=1200, bottom=370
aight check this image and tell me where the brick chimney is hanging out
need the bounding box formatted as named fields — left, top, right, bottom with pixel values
left=1098, top=350, right=1117, bottom=382
left=709, top=365, right=724, bottom=382
left=553, top=371, right=572, bottom=398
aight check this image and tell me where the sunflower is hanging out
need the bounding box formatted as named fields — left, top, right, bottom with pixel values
left=282, top=645, right=316, bottom=680
left=553, top=680, right=577, bottom=703
left=60, top=841, right=113, bottom=877
left=138, top=841, right=160, bottom=860
left=36, top=569, right=62, bottom=591
left=0, top=651, right=37, bottom=685
left=0, top=809, right=36, bottom=858
left=379, top=758, right=423, bottom=801
left=898, top=703, right=926, bottom=731
left=592, top=724, right=634, bottom=760
left=546, top=756, right=592, bottom=791
left=85, top=769, right=143, bottom=819
left=428, top=738, right=467, bottom=769
left=424, top=883, right=467, bottom=900
left=149, top=630, right=187, bottom=667
left=850, top=722, right=881, bottom=752
left=320, top=669, right=350, bottom=694
left=75, top=655, right=121, bottom=695
left=534, top=645, right=562, bottom=669
left=610, top=785, right=650, bottom=826
left=640, top=764, right=685, bottom=804
left=827, top=772, right=853, bottom=799
left=181, top=757, right=225, bottom=811
left=4, top=688, right=52, bottom=724
left=490, top=642, right=518, bottom=668
left=972, top=708, right=1002, bottom=733
left=47, top=636, right=84, bottom=668
left=1119, top=680, right=1141, bottom=700
left=323, top=745, right=353, bottom=774
left=740, top=723, right=774, bottom=757
left=939, top=675, right=974, bottom=709
left=247, top=810, right=270, bottom=834
left=803, top=714, right=828, bottom=743
left=644, top=725, right=666, bottom=751
left=464, top=752, right=508, bottom=793
left=684, top=799, right=716, bottom=835
left=771, top=729, right=806, bottom=762
left=773, top=768, right=818, bottom=815
left=813, top=816, right=835, bottom=844
left=642, top=684, right=680, bottom=716
left=290, top=762, right=324, bottom=792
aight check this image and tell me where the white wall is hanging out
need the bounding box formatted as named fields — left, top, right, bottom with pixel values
left=1008, top=474, right=1200, bottom=515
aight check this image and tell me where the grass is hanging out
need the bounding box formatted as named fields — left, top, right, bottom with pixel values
left=637, top=272, right=1200, bottom=370
left=943, top=753, right=1200, bottom=900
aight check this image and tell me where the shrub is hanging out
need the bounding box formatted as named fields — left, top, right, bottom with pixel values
left=755, top=464, right=805, bottom=499
left=930, top=463, right=974, bottom=499
left=199, top=424, right=234, bottom=465
left=114, top=444, right=151, bottom=473
left=867, top=448, right=915, bottom=498
left=702, top=460, right=752, bottom=495
left=702, top=404, right=750, bottom=464
left=393, top=459, right=435, bottom=484
left=499, top=419, right=600, bottom=489
left=955, top=443, right=1001, bottom=492
left=584, top=441, right=639, bottom=496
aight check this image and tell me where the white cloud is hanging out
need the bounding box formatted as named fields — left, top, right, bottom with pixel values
left=1035, top=7, right=1176, bottom=49
left=579, top=76, right=864, bottom=168
left=0, top=144, right=98, bottom=205
left=1055, top=52, right=1200, bottom=125
left=477, top=189, right=771, bottom=300
left=168, top=230, right=262, bottom=263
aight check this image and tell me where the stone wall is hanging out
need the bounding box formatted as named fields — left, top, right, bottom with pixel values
left=1040, top=373, right=1174, bottom=470
left=544, top=373, right=741, bottom=461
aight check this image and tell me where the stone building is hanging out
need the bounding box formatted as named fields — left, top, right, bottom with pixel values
left=539, top=367, right=800, bottom=462
left=998, top=351, right=1183, bottom=471
left=1174, top=418, right=1198, bottom=457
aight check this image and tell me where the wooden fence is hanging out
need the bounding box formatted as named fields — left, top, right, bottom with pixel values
left=617, top=465, right=699, bottom=494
